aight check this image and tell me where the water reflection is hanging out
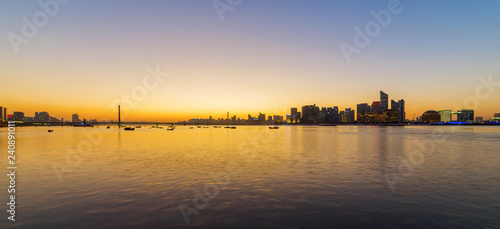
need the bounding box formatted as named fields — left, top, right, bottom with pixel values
left=0, top=125, right=498, bottom=228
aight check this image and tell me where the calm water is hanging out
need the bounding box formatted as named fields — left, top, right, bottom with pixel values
left=1, top=125, right=499, bottom=228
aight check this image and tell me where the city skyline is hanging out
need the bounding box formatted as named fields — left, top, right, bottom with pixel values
left=2, top=90, right=498, bottom=123
left=1, top=1, right=500, bottom=122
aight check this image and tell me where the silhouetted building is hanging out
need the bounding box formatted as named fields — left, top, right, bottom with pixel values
left=422, top=110, right=440, bottom=123
left=380, top=91, right=388, bottom=111
left=458, top=109, right=474, bottom=122
left=291, top=108, right=298, bottom=123
left=345, top=107, right=355, bottom=123
left=301, top=104, right=318, bottom=124
left=357, top=103, right=370, bottom=122
left=391, top=99, right=406, bottom=123
left=2, top=107, right=6, bottom=123
left=13, top=112, right=24, bottom=122
left=50, top=116, right=60, bottom=122
left=439, top=110, right=452, bottom=122
left=475, top=117, right=483, bottom=122
left=72, top=114, right=80, bottom=123
left=35, top=112, right=50, bottom=122
left=258, top=113, right=266, bottom=124
left=331, top=106, right=339, bottom=123
left=340, top=111, right=347, bottom=123
left=273, top=115, right=284, bottom=123
left=371, top=101, right=381, bottom=113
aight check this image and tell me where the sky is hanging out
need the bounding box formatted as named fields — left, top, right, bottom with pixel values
left=1, top=0, right=500, bottom=121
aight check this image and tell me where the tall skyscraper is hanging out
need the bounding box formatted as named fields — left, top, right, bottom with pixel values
left=3, top=107, right=6, bottom=123
left=380, top=91, right=388, bottom=111
left=301, top=104, right=318, bottom=124
left=291, top=108, right=298, bottom=123
left=0, top=106, right=3, bottom=122
left=332, top=106, right=339, bottom=123
left=391, top=99, right=406, bottom=123
left=258, top=113, right=266, bottom=124
left=344, top=107, right=355, bottom=123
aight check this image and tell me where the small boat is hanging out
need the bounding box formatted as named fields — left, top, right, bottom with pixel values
left=230, top=126, right=236, bottom=129
left=213, top=126, right=221, bottom=128
left=124, top=127, right=135, bottom=130
left=189, top=127, right=194, bottom=129
left=158, top=127, right=163, bottom=129
left=167, top=128, right=174, bottom=131
left=224, top=126, right=231, bottom=128
left=107, top=126, right=110, bottom=129
left=197, top=126, right=201, bottom=128
left=48, top=130, right=54, bottom=132
left=269, top=126, right=279, bottom=129
left=203, top=126, right=209, bottom=128
left=135, top=126, right=141, bottom=128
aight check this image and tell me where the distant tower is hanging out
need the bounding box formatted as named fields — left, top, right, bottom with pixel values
left=118, top=105, right=121, bottom=127
left=380, top=91, right=389, bottom=111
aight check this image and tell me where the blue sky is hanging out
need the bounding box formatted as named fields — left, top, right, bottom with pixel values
left=1, top=0, right=499, bottom=120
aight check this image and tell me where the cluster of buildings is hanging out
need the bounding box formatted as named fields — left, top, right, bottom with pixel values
left=286, top=91, right=406, bottom=124
left=179, top=112, right=285, bottom=125
left=3, top=93, right=500, bottom=126
left=0, top=107, right=110, bottom=124
left=421, top=109, right=478, bottom=123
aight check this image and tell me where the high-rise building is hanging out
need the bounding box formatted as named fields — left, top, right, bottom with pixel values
left=291, top=108, right=298, bottom=123
left=340, top=111, right=346, bottom=123
left=371, top=101, right=381, bottom=113
left=439, top=110, right=452, bottom=122
left=345, top=107, right=355, bottom=123
left=72, top=114, right=80, bottom=123
left=3, top=107, right=6, bottom=123
left=332, top=106, right=339, bottom=123
left=380, top=91, right=389, bottom=111
left=301, top=104, right=318, bottom=124
left=458, top=109, right=474, bottom=122
left=0, top=106, right=3, bottom=122
left=13, top=112, right=24, bottom=122
left=391, top=99, right=406, bottom=123
left=273, top=115, right=284, bottom=123
left=34, top=112, right=50, bottom=122
left=258, top=113, right=266, bottom=124
left=357, top=103, right=370, bottom=121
